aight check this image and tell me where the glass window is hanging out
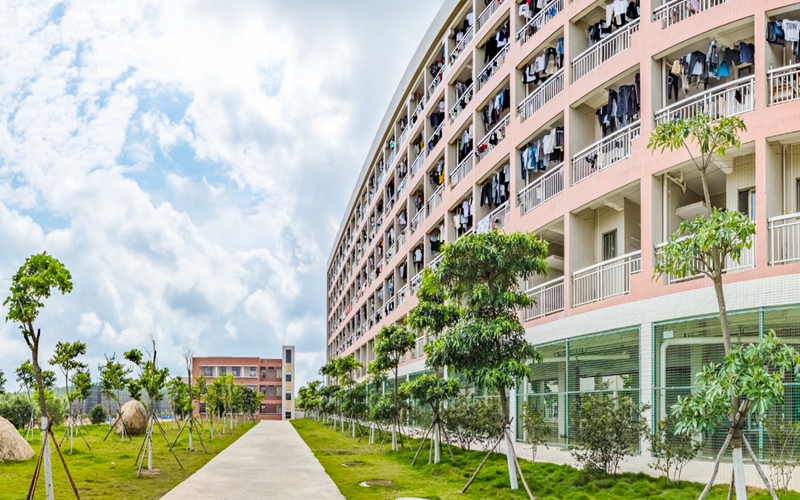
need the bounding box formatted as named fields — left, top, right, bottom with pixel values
left=218, top=366, right=227, bottom=375
left=286, top=374, right=292, bottom=382
left=738, top=188, right=756, bottom=220
left=260, top=368, right=266, bottom=379
left=285, top=392, right=292, bottom=401
left=268, top=386, right=276, bottom=397
left=231, top=366, right=241, bottom=377
left=200, top=366, right=213, bottom=377
left=603, top=230, right=617, bottom=260
left=259, top=385, right=266, bottom=395
left=285, top=411, right=292, bottom=419
left=249, top=366, right=257, bottom=377
left=268, top=367, right=275, bottom=378
left=285, top=349, right=292, bottom=363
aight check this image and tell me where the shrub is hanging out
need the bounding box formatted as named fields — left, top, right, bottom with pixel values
left=442, top=396, right=502, bottom=451
left=0, top=394, right=33, bottom=429
left=764, top=416, right=800, bottom=491
left=89, top=404, right=108, bottom=425
left=649, top=414, right=701, bottom=481
left=521, top=400, right=551, bottom=462
left=569, top=392, right=650, bottom=476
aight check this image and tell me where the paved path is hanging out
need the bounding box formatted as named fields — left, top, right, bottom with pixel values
left=161, top=420, right=345, bottom=499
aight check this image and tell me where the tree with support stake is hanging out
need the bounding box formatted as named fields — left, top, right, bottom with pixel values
left=370, top=325, right=415, bottom=451
left=401, top=373, right=460, bottom=465
left=4, top=252, right=76, bottom=500
left=16, top=360, right=56, bottom=442
left=98, top=353, right=130, bottom=434
left=62, top=367, right=93, bottom=452
left=649, top=113, right=757, bottom=499
left=50, top=341, right=89, bottom=454
left=418, top=230, right=549, bottom=498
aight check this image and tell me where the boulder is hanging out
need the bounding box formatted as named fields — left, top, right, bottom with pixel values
left=0, top=416, right=34, bottom=462
left=114, top=400, right=148, bottom=436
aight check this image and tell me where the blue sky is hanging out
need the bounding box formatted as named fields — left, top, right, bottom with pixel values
left=0, top=0, right=441, bottom=389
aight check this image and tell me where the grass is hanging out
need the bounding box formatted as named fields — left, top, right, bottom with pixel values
left=293, top=418, right=800, bottom=500
left=0, top=419, right=256, bottom=500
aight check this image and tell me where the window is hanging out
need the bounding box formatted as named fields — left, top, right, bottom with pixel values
left=277, top=368, right=282, bottom=378
left=247, top=385, right=256, bottom=391
left=231, top=366, right=241, bottom=377
left=260, top=404, right=266, bottom=414
left=603, top=230, right=617, bottom=261
left=259, top=385, right=266, bottom=395
left=285, top=392, right=292, bottom=401
left=268, top=386, right=276, bottom=397
left=218, top=366, right=227, bottom=375
left=285, top=349, right=292, bottom=363
left=200, top=366, right=213, bottom=377
left=285, top=374, right=292, bottom=382
left=738, top=188, right=756, bottom=220
left=248, top=366, right=257, bottom=377
left=268, top=367, right=275, bottom=379
left=199, top=403, right=207, bottom=414
left=285, top=411, right=292, bottom=419
left=260, top=368, right=266, bottom=379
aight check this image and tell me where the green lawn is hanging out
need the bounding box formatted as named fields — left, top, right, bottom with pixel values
left=293, top=418, right=800, bottom=500
left=0, top=419, right=256, bottom=500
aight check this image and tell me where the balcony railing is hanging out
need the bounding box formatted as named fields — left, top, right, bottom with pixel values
left=572, top=121, right=640, bottom=185
left=387, top=150, right=396, bottom=169
left=572, top=251, right=641, bottom=307
left=450, top=26, right=474, bottom=68
left=516, top=0, right=563, bottom=45
left=427, top=185, right=444, bottom=215
left=450, top=84, right=474, bottom=120
left=397, top=229, right=406, bottom=250
left=428, top=123, right=444, bottom=150
left=655, top=235, right=754, bottom=283
left=477, top=201, right=509, bottom=233
left=413, top=336, right=425, bottom=358
left=410, top=270, right=423, bottom=295
left=477, top=114, right=509, bottom=161
left=413, top=97, right=426, bottom=119
left=410, top=210, right=425, bottom=235
left=450, top=155, right=474, bottom=187
left=518, top=68, right=564, bottom=121
left=411, top=151, right=425, bottom=177
left=523, top=277, right=565, bottom=322
left=397, top=285, right=407, bottom=307
left=478, top=0, right=505, bottom=29
left=769, top=63, right=800, bottom=106
left=571, top=20, right=639, bottom=83
left=653, top=0, right=729, bottom=29
left=429, top=253, right=443, bottom=271
left=398, top=127, right=409, bottom=148
left=427, top=69, right=444, bottom=100
left=770, top=213, right=800, bottom=265
left=397, top=175, right=407, bottom=196
left=385, top=242, right=395, bottom=261
left=654, top=75, right=755, bottom=125
left=518, top=163, right=564, bottom=215
left=477, top=44, right=509, bottom=91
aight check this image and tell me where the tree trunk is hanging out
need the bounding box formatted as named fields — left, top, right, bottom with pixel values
left=434, top=421, right=441, bottom=464
left=392, top=366, right=399, bottom=451
left=699, top=166, right=712, bottom=210
left=498, top=389, right=519, bottom=490
left=30, top=332, right=55, bottom=500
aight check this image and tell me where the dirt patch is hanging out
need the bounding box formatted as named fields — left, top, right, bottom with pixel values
left=342, top=461, right=364, bottom=466
left=139, top=468, right=161, bottom=476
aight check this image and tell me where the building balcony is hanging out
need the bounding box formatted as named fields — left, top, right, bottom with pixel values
left=427, top=185, right=444, bottom=215
left=387, top=150, right=396, bottom=169
left=411, top=150, right=425, bottom=177
left=410, top=270, right=423, bottom=295
left=653, top=0, right=729, bottom=30
left=518, top=68, right=564, bottom=122
left=398, top=127, right=409, bottom=149
left=428, top=123, right=444, bottom=151
left=571, top=20, right=639, bottom=83
left=478, top=201, right=509, bottom=233
left=655, top=235, right=755, bottom=284
left=476, top=115, right=510, bottom=162
left=450, top=155, right=474, bottom=187
left=770, top=213, right=800, bottom=265
left=477, top=44, right=509, bottom=91
left=516, top=0, right=563, bottom=45
left=427, top=69, right=444, bottom=101
left=572, top=121, right=640, bottom=185
left=413, top=97, right=426, bottom=120
left=518, top=163, right=564, bottom=215
left=410, top=209, right=425, bottom=235
left=654, top=75, right=754, bottom=126
left=412, top=336, right=426, bottom=358
left=397, top=175, right=407, bottom=197
left=429, top=252, right=443, bottom=271
left=571, top=250, right=642, bottom=308
left=769, top=63, right=800, bottom=106
left=397, top=285, right=407, bottom=307
left=523, top=277, right=565, bottom=322
left=450, top=84, right=474, bottom=120
left=478, top=0, right=505, bottom=30
left=449, top=25, right=474, bottom=69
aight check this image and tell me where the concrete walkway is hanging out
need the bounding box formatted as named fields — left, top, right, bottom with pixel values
left=161, top=420, right=345, bottom=499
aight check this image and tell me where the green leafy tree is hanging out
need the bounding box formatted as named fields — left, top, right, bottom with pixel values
left=649, top=414, right=702, bottom=482
left=3, top=252, right=72, bottom=500
left=0, top=369, right=6, bottom=394
left=50, top=340, right=88, bottom=453
left=521, top=401, right=551, bottom=462
left=98, top=353, right=130, bottom=417
left=297, top=380, right=322, bottom=419
left=71, top=368, right=92, bottom=417
left=370, top=325, right=415, bottom=450
left=89, top=404, right=108, bottom=425
left=333, top=355, right=363, bottom=437
left=442, top=396, right=503, bottom=452
left=764, top=416, right=800, bottom=492
left=649, top=113, right=757, bottom=499
left=672, top=332, right=798, bottom=499
left=167, top=377, right=191, bottom=419
left=420, top=231, right=548, bottom=494
left=0, top=394, right=31, bottom=429
left=401, top=373, right=460, bottom=464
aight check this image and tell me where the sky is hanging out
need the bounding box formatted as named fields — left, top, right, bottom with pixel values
left=0, top=0, right=442, bottom=390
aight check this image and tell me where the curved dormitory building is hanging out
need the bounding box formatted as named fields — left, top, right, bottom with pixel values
left=326, top=0, right=800, bottom=487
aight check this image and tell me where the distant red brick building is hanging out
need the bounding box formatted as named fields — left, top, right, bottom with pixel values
left=192, top=346, right=295, bottom=420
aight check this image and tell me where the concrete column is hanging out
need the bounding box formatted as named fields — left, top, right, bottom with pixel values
left=639, top=322, right=653, bottom=457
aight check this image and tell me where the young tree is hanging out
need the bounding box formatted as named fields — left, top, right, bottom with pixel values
left=401, top=373, right=460, bottom=465
left=3, top=252, right=73, bottom=500
left=370, top=325, right=415, bottom=451
left=98, top=353, right=130, bottom=434
left=521, top=401, right=551, bottom=462
left=166, top=377, right=191, bottom=419
left=672, top=332, right=797, bottom=500
left=420, top=231, right=548, bottom=496
left=50, top=340, right=88, bottom=454
left=649, top=113, right=755, bottom=498
left=649, top=414, right=702, bottom=482
left=333, top=355, right=363, bottom=437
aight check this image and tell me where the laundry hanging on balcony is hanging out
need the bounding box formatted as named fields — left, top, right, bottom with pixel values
left=522, top=40, right=563, bottom=84
left=481, top=87, right=511, bottom=131
left=519, top=0, right=560, bottom=22
left=458, top=126, right=474, bottom=163
left=413, top=245, right=424, bottom=272
left=520, top=126, right=564, bottom=179
left=413, top=133, right=425, bottom=156
left=483, top=21, right=510, bottom=64
left=399, top=261, right=407, bottom=281
left=766, top=18, right=800, bottom=63
left=595, top=74, right=640, bottom=137
left=399, top=211, right=407, bottom=231
left=451, top=79, right=474, bottom=119
left=413, top=190, right=424, bottom=211
left=587, top=0, right=639, bottom=46
left=667, top=39, right=755, bottom=106
left=454, top=199, right=474, bottom=236
left=480, top=165, right=510, bottom=208
left=430, top=158, right=445, bottom=185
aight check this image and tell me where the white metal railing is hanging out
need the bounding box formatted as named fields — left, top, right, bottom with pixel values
left=413, top=97, right=426, bottom=119
left=385, top=242, right=395, bottom=261
left=477, top=44, right=509, bottom=91
left=478, top=0, right=505, bottom=29
left=429, top=253, right=444, bottom=271
left=477, top=201, right=509, bottom=233
left=450, top=84, right=474, bottom=120
left=518, top=69, right=564, bottom=121
left=387, top=150, right=396, bottom=168
left=572, top=121, right=640, bottom=185
left=377, top=169, right=385, bottom=187
left=450, top=26, right=474, bottom=67
left=655, top=235, right=754, bottom=283
left=572, top=251, right=642, bottom=307
left=397, top=285, right=407, bottom=307
left=411, top=151, right=425, bottom=177
left=770, top=213, right=800, bottom=265
left=653, top=0, right=729, bottom=29
left=397, top=230, right=406, bottom=249
left=427, top=69, right=444, bottom=100
left=385, top=294, right=395, bottom=313
left=477, top=115, right=510, bottom=161
left=769, top=63, right=800, bottom=106
left=654, top=76, right=755, bottom=125
left=523, top=277, right=565, bottom=322
left=398, top=127, right=409, bottom=148
left=516, top=0, right=563, bottom=44
left=518, top=163, right=564, bottom=215
left=397, top=176, right=407, bottom=196
left=410, top=210, right=425, bottom=235
left=427, top=185, right=444, bottom=215
left=450, top=155, right=474, bottom=187
left=571, top=20, right=639, bottom=83
left=428, top=123, right=444, bottom=149
left=413, top=336, right=425, bottom=358
left=410, top=271, right=423, bottom=295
